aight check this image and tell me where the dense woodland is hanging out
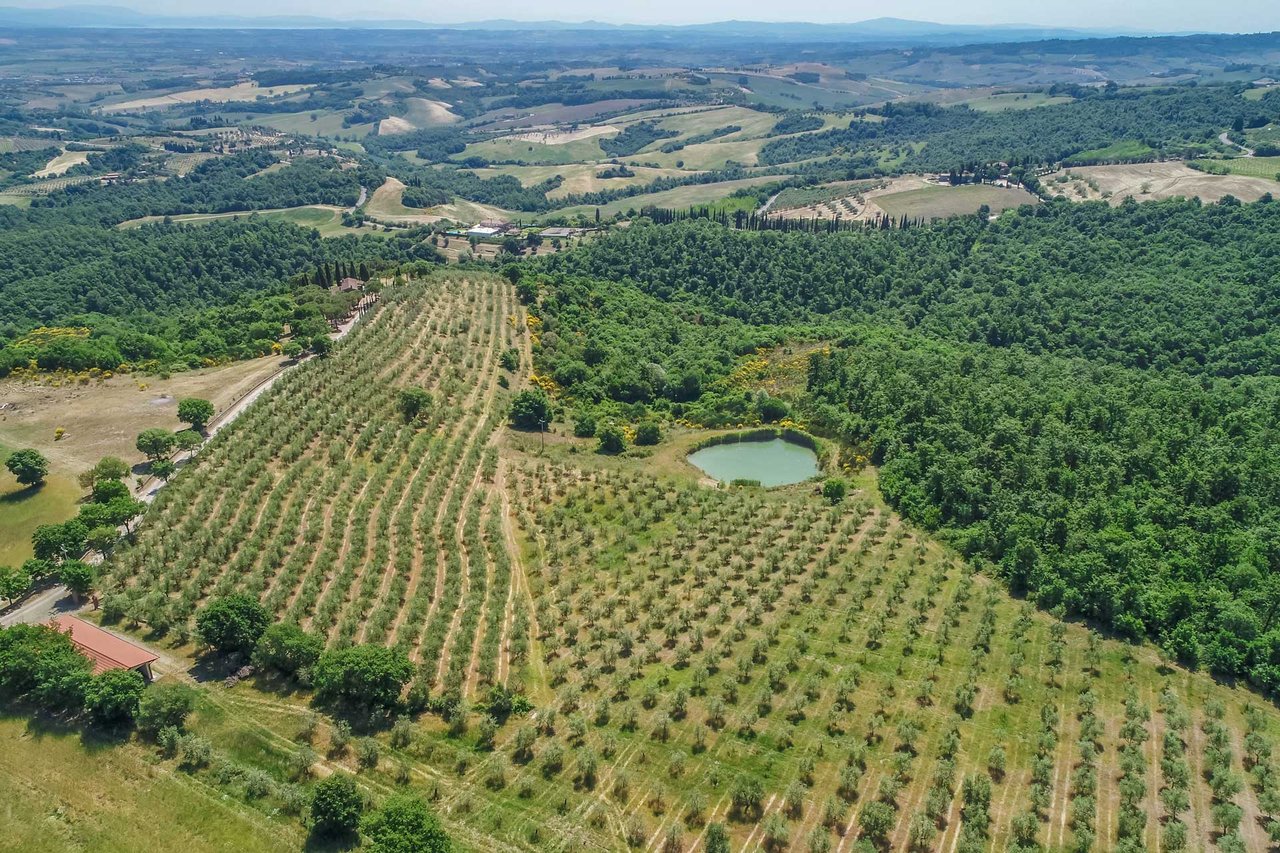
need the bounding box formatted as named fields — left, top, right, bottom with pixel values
left=761, top=85, right=1280, bottom=172
left=532, top=201, right=1280, bottom=688
left=0, top=144, right=456, bottom=373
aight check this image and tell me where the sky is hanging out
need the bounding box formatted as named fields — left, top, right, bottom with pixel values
left=15, top=0, right=1280, bottom=31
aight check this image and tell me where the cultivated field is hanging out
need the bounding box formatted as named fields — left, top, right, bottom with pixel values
left=96, top=82, right=313, bottom=113
left=1199, top=156, right=1280, bottom=181
left=378, top=98, right=460, bottom=135
left=872, top=183, right=1040, bottom=221
left=75, top=272, right=1280, bottom=852
left=770, top=178, right=1037, bottom=224
left=549, top=175, right=784, bottom=221
left=105, top=275, right=523, bottom=681
left=1045, top=162, right=1280, bottom=204
left=364, top=177, right=512, bottom=225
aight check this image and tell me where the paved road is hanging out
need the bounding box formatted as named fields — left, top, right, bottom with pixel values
left=1220, top=131, right=1255, bottom=157
left=0, top=584, right=78, bottom=627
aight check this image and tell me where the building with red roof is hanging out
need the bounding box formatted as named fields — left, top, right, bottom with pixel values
left=47, top=614, right=158, bottom=681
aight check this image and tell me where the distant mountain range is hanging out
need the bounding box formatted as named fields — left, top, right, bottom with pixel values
left=0, top=5, right=1188, bottom=43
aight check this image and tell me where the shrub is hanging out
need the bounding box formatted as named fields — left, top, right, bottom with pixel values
left=136, top=683, right=197, bottom=737
left=195, top=594, right=268, bottom=656
left=310, top=774, right=363, bottom=838
left=251, top=622, right=322, bottom=677
left=312, top=644, right=413, bottom=713
left=362, top=793, right=452, bottom=853
left=509, top=389, right=552, bottom=430
left=597, top=424, right=626, bottom=454
left=634, top=421, right=662, bottom=446
left=84, top=668, right=146, bottom=727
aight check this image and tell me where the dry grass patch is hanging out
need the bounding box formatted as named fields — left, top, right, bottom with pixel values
left=1044, top=162, right=1279, bottom=204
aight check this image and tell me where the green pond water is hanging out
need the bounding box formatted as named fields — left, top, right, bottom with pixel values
left=687, top=438, right=820, bottom=487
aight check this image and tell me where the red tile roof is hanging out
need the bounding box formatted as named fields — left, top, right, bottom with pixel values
left=48, top=615, right=158, bottom=676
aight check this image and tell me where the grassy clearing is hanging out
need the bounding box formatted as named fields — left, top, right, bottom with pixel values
left=254, top=109, right=375, bottom=138
left=0, top=714, right=300, bottom=852
left=1201, top=155, right=1280, bottom=180
left=1061, top=139, right=1156, bottom=165
left=0, top=442, right=79, bottom=565
left=958, top=92, right=1075, bottom=112
left=0, top=357, right=286, bottom=490
left=456, top=135, right=611, bottom=166
left=548, top=175, right=783, bottom=220
left=874, top=183, right=1040, bottom=220
left=1243, top=85, right=1279, bottom=102
left=474, top=163, right=689, bottom=199
left=120, top=205, right=371, bottom=238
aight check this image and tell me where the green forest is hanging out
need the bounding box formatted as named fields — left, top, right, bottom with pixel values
left=530, top=201, right=1280, bottom=690
left=761, top=85, right=1280, bottom=172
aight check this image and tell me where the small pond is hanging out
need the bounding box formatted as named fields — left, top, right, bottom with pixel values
left=687, top=438, right=820, bottom=487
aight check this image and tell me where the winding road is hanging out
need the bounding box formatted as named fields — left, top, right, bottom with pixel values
left=1220, top=131, right=1255, bottom=157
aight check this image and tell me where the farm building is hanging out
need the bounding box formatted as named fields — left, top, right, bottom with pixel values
left=333, top=277, right=365, bottom=293
left=466, top=225, right=502, bottom=239
left=48, top=614, right=158, bottom=681
left=477, top=219, right=514, bottom=233
left=539, top=226, right=585, bottom=239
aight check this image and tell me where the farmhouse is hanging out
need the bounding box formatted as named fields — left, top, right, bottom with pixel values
left=48, top=614, right=159, bottom=681
left=333, top=277, right=365, bottom=293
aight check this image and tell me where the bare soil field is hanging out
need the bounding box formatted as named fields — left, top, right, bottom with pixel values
left=0, top=357, right=288, bottom=479
left=1044, top=162, right=1279, bottom=204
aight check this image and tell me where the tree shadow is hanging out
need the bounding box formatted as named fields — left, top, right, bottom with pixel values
left=303, top=830, right=360, bottom=853
left=0, top=482, right=43, bottom=505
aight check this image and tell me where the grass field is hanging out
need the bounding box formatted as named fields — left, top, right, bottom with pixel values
left=473, top=163, right=690, bottom=199
left=364, top=177, right=514, bottom=224
left=254, top=109, right=376, bottom=139
left=1243, top=85, right=1279, bottom=102
left=456, top=135, right=612, bottom=166
left=873, top=183, right=1040, bottom=220
left=957, top=92, right=1075, bottom=112
left=119, top=205, right=371, bottom=238
left=0, top=442, right=79, bottom=566
left=548, top=175, right=783, bottom=220
left=1200, top=156, right=1280, bottom=180
left=0, top=358, right=287, bottom=557
left=0, top=714, right=300, bottom=852
left=1061, top=139, right=1156, bottom=165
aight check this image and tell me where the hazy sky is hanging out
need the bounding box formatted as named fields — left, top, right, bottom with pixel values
left=23, top=0, right=1280, bottom=31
